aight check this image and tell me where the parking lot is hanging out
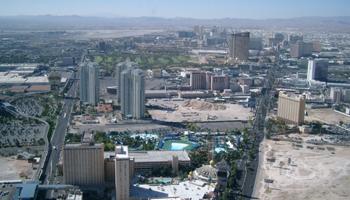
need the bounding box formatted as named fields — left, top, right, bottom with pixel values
left=13, top=97, right=43, bottom=116
left=99, top=76, right=117, bottom=101
left=0, top=183, right=16, bottom=200
left=0, top=123, right=45, bottom=146
left=145, top=78, right=167, bottom=90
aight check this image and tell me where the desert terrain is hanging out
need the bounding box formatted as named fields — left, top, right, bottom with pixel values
left=148, top=99, right=253, bottom=122
left=304, top=108, right=350, bottom=124
left=254, top=139, right=350, bottom=200
left=0, top=156, right=36, bottom=183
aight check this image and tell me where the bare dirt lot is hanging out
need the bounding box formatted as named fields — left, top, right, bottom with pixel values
left=0, top=156, right=35, bottom=183
left=254, top=139, right=350, bottom=200
left=304, top=108, right=350, bottom=124
left=148, top=99, right=253, bottom=122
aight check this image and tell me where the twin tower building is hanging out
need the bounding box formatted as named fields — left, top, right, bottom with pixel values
left=79, top=62, right=145, bottom=119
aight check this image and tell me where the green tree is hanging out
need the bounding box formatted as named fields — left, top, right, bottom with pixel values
left=279, top=161, right=285, bottom=168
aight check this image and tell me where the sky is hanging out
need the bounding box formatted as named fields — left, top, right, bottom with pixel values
left=0, top=0, right=349, bottom=19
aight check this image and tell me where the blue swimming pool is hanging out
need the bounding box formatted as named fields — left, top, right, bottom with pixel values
left=215, top=147, right=226, bottom=153
left=170, top=143, right=188, bottom=150
left=155, top=180, right=171, bottom=184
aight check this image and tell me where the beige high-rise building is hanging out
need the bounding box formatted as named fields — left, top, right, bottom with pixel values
left=277, top=91, right=306, bottom=126
left=115, top=146, right=130, bottom=200
left=190, top=71, right=230, bottom=91
left=63, top=132, right=104, bottom=186
left=104, top=150, right=190, bottom=183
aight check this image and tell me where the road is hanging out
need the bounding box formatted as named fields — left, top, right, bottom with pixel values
left=42, top=76, right=78, bottom=196
left=40, top=50, right=85, bottom=199
left=236, top=63, right=275, bottom=200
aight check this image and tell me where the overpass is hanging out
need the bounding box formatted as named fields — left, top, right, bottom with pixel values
left=2, top=106, right=50, bottom=182
left=14, top=181, right=78, bottom=200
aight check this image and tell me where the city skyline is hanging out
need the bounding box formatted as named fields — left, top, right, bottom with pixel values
left=1, top=0, right=349, bottom=19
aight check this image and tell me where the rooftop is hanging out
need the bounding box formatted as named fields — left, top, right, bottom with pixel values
left=279, top=91, right=305, bottom=100
left=105, top=150, right=190, bottom=162
left=115, top=146, right=129, bottom=159
left=132, top=150, right=189, bottom=162
left=130, top=179, right=212, bottom=199
left=27, top=85, right=50, bottom=92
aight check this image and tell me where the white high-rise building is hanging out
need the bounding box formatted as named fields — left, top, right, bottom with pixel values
left=79, top=62, right=100, bottom=106
left=115, top=146, right=130, bottom=200
left=307, top=60, right=316, bottom=81
left=116, top=62, right=137, bottom=103
left=79, top=63, right=89, bottom=104
left=120, top=69, right=145, bottom=119
left=131, top=69, right=145, bottom=118
left=88, top=62, right=100, bottom=106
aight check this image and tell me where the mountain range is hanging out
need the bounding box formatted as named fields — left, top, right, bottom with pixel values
left=0, top=15, right=350, bottom=31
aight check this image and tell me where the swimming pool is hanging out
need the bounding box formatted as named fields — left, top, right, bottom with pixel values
left=215, top=147, right=226, bottom=153
left=154, top=180, right=171, bottom=184
left=170, top=143, right=188, bottom=150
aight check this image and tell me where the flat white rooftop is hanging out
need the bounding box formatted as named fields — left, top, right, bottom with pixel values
left=129, top=151, right=190, bottom=163
left=115, top=146, right=129, bottom=159
left=104, top=150, right=190, bottom=162
left=130, top=179, right=213, bottom=199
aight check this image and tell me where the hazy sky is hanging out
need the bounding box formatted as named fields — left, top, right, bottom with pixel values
left=1, top=0, right=349, bottom=19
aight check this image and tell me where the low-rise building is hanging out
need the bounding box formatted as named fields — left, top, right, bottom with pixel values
left=178, top=90, right=214, bottom=98
left=98, top=104, right=113, bottom=113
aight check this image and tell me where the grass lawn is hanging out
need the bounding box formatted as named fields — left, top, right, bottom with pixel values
left=158, top=58, right=170, bottom=65
left=171, top=57, right=180, bottom=63
left=107, top=57, right=113, bottom=62
left=190, top=56, right=199, bottom=61
left=91, top=54, right=195, bottom=69
left=94, top=56, right=103, bottom=63
left=147, top=57, right=155, bottom=64
left=116, top=57, right=123, bottom=63
left=163, top=140, right=196, bottom=151
left=135, top=57, right=142, bottom=64
left=177, top=56, right=188, bottom=62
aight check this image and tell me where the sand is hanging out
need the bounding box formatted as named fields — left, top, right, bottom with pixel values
left=0, top=156, right=36, bottom=183
left=254, top=139, right=350, bottom=200
left=305, top=108, right=350, bottom=125
left=148, top=99, right=253, bottom=122
left=182, top=99, right=226, bottom=111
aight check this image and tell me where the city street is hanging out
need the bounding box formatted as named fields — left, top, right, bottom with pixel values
left=40, top=52, right=85, bottom=199
left=237, top=64, right=275, bottom=200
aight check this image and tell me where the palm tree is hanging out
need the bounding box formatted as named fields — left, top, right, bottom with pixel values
left=279, top=161, right=285, bottom=168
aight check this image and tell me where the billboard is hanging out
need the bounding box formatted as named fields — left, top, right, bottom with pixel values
left=48, top=71, right=61, bottom=95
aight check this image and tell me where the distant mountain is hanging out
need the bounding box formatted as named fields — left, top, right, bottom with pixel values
left=0, top=15, right=350, bottom=31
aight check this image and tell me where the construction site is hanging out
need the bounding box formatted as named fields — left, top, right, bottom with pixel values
left=0, top=156, right=36, bottom=183
left=254, top=139, right=350, bottom=200
left=147, top=99, right=253, bottom=122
